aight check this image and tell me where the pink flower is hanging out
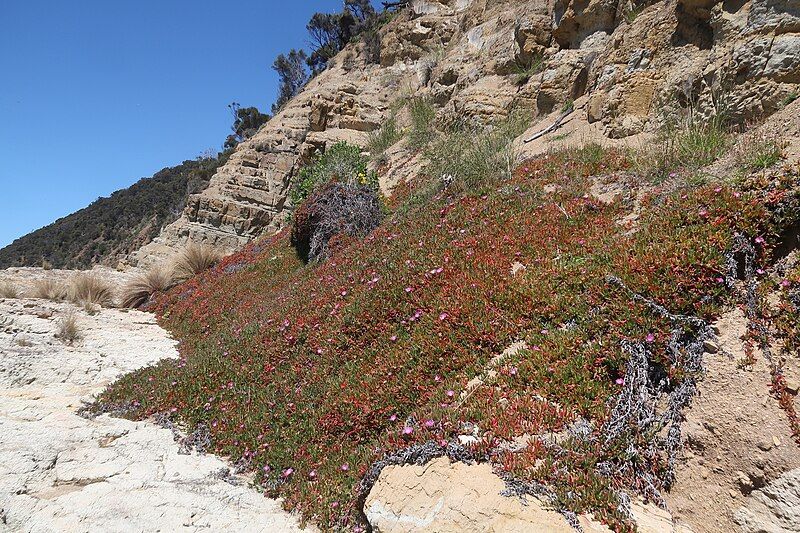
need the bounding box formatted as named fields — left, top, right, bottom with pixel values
left=439, top=312, right=449, bottom=321
left=331, top=501, right=339, bottom=508
left=780, top=280, right=791, bottom=288
left=308, top=469, right=317, bottom=479
left=389, top=414, right=397, bottom=422
left=263, top=465, right=271, bottom=473
left=424, top=419, right=435, bottom=428
left=699, top=208, right=709, bottom=217
left=390, top=335, right=398, bottom=342
left=404, top=287, right=413, bottom=293
left=402, top=426, right=414, bottom=435
left=646, top=333, right=655, bottom=343
left=716, top=277, right=725, bottom=283
left=509, top=366, right=518, bottom=376
left=615, top=378, right=624, bottom=385
left=340, top=463, right=349, bottom=471
left=755, top=236, right=765, bottom=245
left=446, top=390, right=455, bottom=398
left=340, top=290, right=347, bottom=297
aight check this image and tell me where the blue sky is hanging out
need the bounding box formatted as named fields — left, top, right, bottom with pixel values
left=0, top=0, right=371, bottom=248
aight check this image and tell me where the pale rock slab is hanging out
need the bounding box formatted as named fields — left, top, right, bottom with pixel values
left=0, top=298, right=311, bottom=532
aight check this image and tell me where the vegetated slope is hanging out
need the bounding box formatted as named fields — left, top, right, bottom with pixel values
left=97, top=146, right=800, bottom=530
left=0, top=154, right=229, bottom=269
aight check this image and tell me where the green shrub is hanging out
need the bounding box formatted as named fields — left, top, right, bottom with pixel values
left=291, top=142, right=378, bottom=205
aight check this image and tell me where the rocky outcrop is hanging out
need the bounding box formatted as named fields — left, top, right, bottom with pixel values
left=134, top=0, right=800, bottom=262
left=365, top=456, right=694, bottom=532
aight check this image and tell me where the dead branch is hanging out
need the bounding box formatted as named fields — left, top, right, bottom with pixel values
left=523, top=104, right=575, bottom=143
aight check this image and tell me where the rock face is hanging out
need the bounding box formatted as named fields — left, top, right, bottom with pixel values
left=364, top=456, right=694, bottom=532
left=0, top=298, right=310, bottom=532
left=666, top=308, right=800, bottom=533
left=133, top=0, right=800, bottom=264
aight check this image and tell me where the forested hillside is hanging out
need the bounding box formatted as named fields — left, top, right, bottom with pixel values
left=0, top=153, right=229, bottom=269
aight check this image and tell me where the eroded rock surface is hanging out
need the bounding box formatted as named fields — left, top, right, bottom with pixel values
left=0, top=298, right=309, bottom=532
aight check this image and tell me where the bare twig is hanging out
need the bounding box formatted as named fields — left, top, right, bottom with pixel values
left=524, top=104, right=575, bottom=143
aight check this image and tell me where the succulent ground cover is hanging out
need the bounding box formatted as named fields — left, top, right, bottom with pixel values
left=96, top=149, right=799, bottom=531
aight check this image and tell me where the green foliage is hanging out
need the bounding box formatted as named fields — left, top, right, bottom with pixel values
left=511, top=54, right=544, bottom=86
left=291, top=142, right=378, bottom=205
left=623, top=1, right=645, bottom=23
left=367, top=115, right=402, bottom=160
left=305, top=0, right=381, bottom=73
left=406, top=98, right=437, bottom=150
left=225, top=103, right=270, bottom=149
left=635, top=108, right=730, bottom=182
left=422, top=110, right=531, bottom=195
left=272, top=49, right=309, bottom=114
left=736, top=137, right=783, bottom=172
left=0, top=153, right=230, bottom=270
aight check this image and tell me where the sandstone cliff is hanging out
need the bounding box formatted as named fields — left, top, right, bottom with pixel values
left=134, top=0, right=800, bottom=265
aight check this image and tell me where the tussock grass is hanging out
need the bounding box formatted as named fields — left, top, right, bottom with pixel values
left=31, top=279, right=68, bottom=301
left=734, top=135, right=784, bottom=172
left=69, top=274, right=114, bottom=307
left=406, top=98, right=437, bottom=150
left=173, top=244, right=222, bottom=282
left=0, top=282, right=21, bottom=299
left=423, top=110, right=532, bottom=194
left=122, top=267, right=175, bottom=308
left=367, top=115, right=403, bottom=162
left=511, top=55, right=544, bottom=86
left=633, top=116, right=730, bottom=182
left=55, top=311, right=81, bottom=344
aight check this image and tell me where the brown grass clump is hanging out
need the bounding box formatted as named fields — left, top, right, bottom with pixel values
left=55, top=311, right=81, bottom=344
left=121, top=267, right=175, bottom=308
left=172, top=243, right=222, bottom=282
left=31, top=279, right=68, bottom=301
left=69, top=273, right=114, bottom=307
left=0, top=282, right=21, bottom=298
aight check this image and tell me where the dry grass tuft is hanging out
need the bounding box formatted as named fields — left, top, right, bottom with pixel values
left=121, top=267, right=175, bottom=308
left=172, top=243, right=222, bottom=282
left=55, top=311, right=81, bottom=344
left=31, top=279, right=68, bottom=301
left=69, top=273, right=114, bottom=307
left=0, top=282, right=21, bottom=299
